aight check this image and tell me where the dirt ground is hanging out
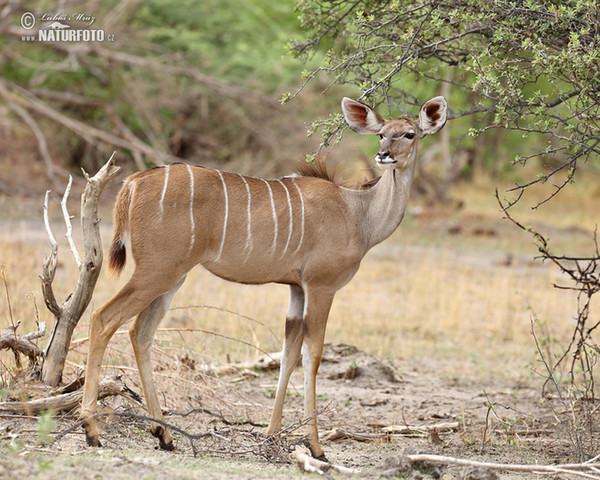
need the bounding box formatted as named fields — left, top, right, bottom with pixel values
left=0, top=341, right=580, bottom=479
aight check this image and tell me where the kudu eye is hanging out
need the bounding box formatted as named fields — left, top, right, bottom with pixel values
left=404, top=132, right=415, bottom=140
left=377, top=134, right=383, bottom=140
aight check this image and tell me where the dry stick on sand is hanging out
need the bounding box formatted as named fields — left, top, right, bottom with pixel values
left=406, top=454, right=600, bottom=479
left=0, top=375, right=141, bottom=416
left=291, top=450, right=600, bottom=478
left=320, top=422, right=459, bottom=443
left=292, top=447, right=361, bottom=475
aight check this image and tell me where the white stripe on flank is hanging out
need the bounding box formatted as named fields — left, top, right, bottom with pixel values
left=159, top=165, right=170, bottom=219
left=278, top=180, right=293, bottom=257
left=186, top=165, right=195, bottom=248
left=215, top=170, right=229, bottom=261
left=238, top=174, right=253, bottom=255
left=291, top=178, right=305, bottom=253
left=261, top=179, right=278, bottom=255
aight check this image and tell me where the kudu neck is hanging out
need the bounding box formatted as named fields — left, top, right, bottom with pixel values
left=342, top=162, right=416, bottom=251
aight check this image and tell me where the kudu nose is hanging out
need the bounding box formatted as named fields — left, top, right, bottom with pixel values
left=377, top=150, right=390, bottom=159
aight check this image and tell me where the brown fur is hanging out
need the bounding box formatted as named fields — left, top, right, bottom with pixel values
left=357, top=176, right=381, bottom=189
left=297, top=157, right=342, bottom=184
left=298, top=158, right=380, bottom=190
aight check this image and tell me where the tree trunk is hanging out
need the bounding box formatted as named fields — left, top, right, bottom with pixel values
left=41, top=154, right=120, bottom=386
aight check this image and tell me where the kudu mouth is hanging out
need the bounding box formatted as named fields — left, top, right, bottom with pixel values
left=375, top=151, right=397, bottom=168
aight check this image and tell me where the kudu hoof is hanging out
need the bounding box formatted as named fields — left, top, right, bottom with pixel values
left=306, top=443, right=328, bottom=463
left=84, top=429, right=102, bottom=448
left=80, top=418, right=102, bottom=447
left=152, top=426, right=174, bottom=451
left=314, top=453, right=329, bottom=463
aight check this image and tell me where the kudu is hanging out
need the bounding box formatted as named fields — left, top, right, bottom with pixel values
left=79, top=96, right=447, bottom=459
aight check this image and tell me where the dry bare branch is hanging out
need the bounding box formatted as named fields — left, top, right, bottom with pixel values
left=0, top=375, right=140, bottom=416
left=497, top=190, right=599, bottom=458
left=89, top=45, right=267, bottom=106
left=0, top=321, right=45, bottom=364
left=292, top=446, right=360, bottom=475
left=321, top=427, right=382, bottom=443
left=41, top=153, right=121, bottom=386
left=41, top=190, right=60, bottom=317
left=319, top=422, right=459, bottom=444
left=406, top=454, right=600, bottom=479
left=382, top=422, right=459, bottom=435
left=54, top=407, right=320, bottom=461
left=197, top=351, right=282, bottom=376
left=60, top=175, right=81, bottom=269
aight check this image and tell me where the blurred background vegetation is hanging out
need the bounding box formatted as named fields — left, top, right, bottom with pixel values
left=2, top=0, right=597, bottom=206
left=0, top=0, right=332, bottom=187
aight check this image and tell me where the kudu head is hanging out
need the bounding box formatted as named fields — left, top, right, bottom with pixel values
left=341, top=96, right=448, bottom=169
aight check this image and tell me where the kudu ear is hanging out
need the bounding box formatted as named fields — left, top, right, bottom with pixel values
left=341, top=97, right=386, bottom=135
left=418, top=96, right=447, bottom=136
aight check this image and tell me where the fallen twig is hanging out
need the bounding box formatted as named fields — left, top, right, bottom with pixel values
left=290, top=451, right=600, bottom=478
left=292, top=446, right=360, bottom=475
left=382, top=421, right=459, bottom=435
left=406, top=454, right=600, bottom=479
left=321, top=427, right=380, bottom=443
left=320, top=422, right=459, bottom=443
left=169, top=401, right=266, bottom=428
left=0, top=375, right=140, bottom=415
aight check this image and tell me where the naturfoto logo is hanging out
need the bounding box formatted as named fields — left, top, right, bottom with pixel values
left=20, top=11, right=115, bottom=43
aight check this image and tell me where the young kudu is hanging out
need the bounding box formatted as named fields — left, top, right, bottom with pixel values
left=79, top=96, right=447, bottom=459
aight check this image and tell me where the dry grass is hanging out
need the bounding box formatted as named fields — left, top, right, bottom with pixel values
left=1, top=170, right=598, bottom=391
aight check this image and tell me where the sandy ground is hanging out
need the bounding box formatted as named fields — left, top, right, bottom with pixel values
left=0, top=341, right=580, bottom=479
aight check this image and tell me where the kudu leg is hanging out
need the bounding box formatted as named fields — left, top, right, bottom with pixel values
left=129, top=276, right=186, bottom=450
left=79, top=272, right=183, bottom=447
left=267, top=285, right=305, bottom=434
left=301, top=288, right=335, bottom=460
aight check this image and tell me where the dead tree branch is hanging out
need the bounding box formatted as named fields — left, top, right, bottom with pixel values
left=0, top=321, right=46, bottom=365
left=41, top=190, right=60, bottom=317
left=406, top=454, right=600, bottom=479
left=496, top=189, right=600, bottom=386
left=496, top=189, right=600, bottom=459
left=61, top=175, right=81, bottom=269
left=0, top=375, right=140, bottom=415
left=292, top=446, right=360, bottom=475
left=291, top=450, right=600, bottom=477
left=41, top=153, right=120, bottom=386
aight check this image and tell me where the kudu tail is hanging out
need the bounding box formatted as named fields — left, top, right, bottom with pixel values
left=108, top=183, right=130, bottom=275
